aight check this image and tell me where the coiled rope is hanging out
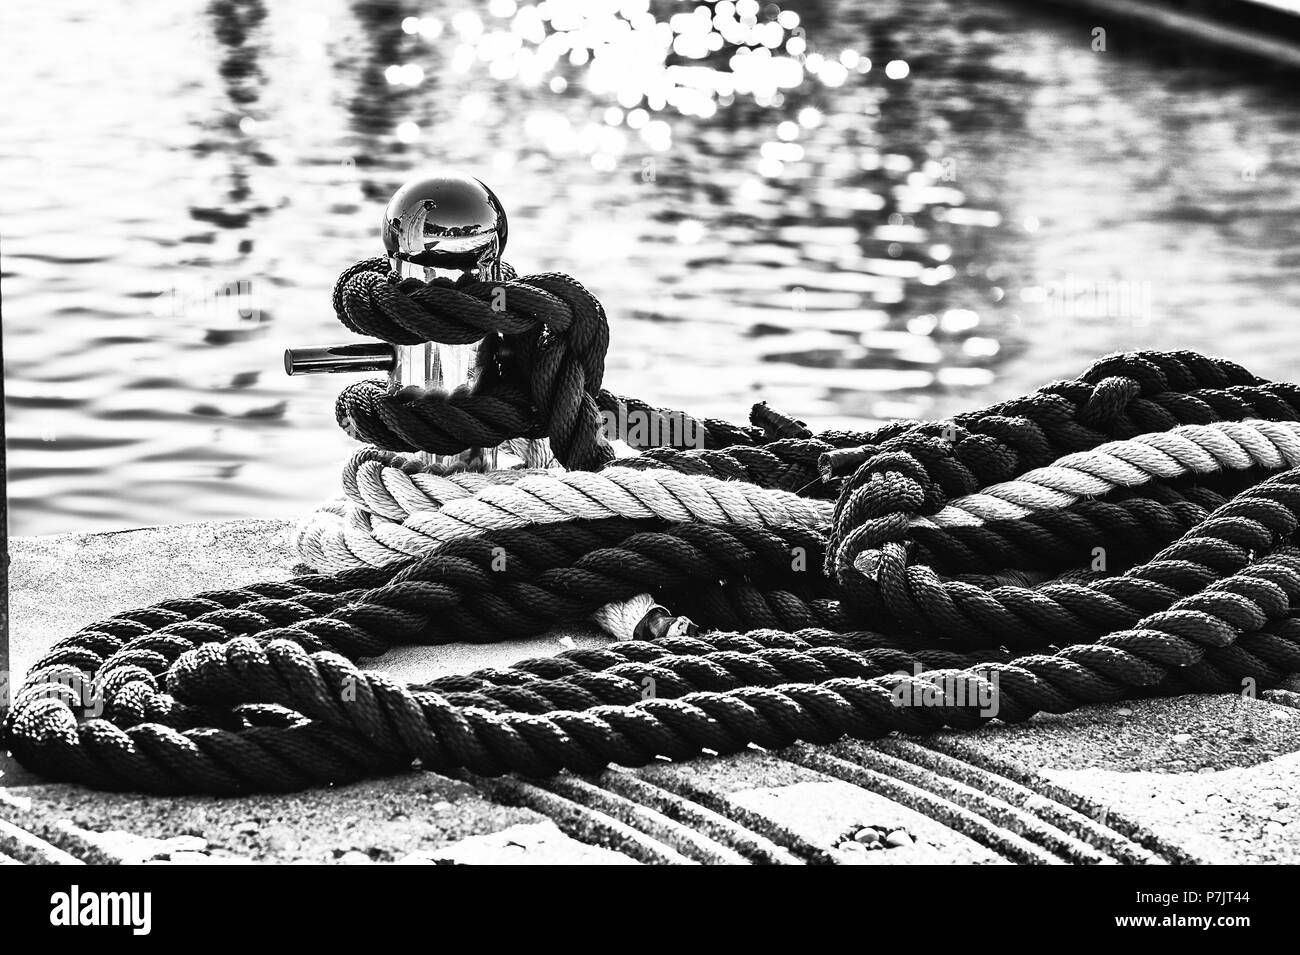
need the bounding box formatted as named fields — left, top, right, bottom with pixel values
left=4, top=260, right=1300, bottom=795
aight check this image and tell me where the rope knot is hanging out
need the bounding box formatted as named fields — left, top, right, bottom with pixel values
left=1080, top=353, right=1169, bottom=393
left=825, top=451, right=932, bottom=595
left=1078, top=375, right=1144, bottom=427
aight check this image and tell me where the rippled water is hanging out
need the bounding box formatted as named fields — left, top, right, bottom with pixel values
left=3, top=0, right=1299, bottom=536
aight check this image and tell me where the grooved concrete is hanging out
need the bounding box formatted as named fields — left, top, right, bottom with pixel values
left=4, top=520, right=1299, bottom=864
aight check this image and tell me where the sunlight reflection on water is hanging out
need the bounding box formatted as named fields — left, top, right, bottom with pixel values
left=3, top=0, right=1299, bottom=534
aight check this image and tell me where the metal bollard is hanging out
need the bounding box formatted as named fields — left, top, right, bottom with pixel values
left=284, top=172, right=547, bottom=470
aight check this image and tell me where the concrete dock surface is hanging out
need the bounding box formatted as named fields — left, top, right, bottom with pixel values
left=3, top=520, right=1298, bottom=865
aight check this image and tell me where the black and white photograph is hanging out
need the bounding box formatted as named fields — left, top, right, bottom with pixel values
left=0, top=0, right=1295, bottom=911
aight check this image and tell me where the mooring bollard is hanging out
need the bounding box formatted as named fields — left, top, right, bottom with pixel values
left=284, top=171, right=534, bottom=470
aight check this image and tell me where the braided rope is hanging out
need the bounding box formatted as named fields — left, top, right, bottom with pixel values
left=921, top=418, right=1300, bottom=529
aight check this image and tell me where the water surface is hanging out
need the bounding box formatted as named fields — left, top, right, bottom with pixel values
left=3, top=0, right=1299, bottom=535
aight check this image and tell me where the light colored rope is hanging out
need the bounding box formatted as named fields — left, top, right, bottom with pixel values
left=296, top=461, right=833, bottom=573
left=912, top=418, right=1300, bottom=530
left=340, top=448, right=547, bottom=521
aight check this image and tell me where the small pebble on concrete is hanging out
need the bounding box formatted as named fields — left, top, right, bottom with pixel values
left=885, top=829, right=914, bottom=848
left=837, top=825, right=914, bottom=852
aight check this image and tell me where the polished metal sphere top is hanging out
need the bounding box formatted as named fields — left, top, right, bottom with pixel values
left=381, top=172, right=508, bottom=273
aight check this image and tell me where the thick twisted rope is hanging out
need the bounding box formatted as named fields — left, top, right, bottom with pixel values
left=297, top=465, right=834, bottom=572
left=302, top=417, right=1300, bottom=578
left=7, top=471, right=1300, bottom=791
left=921, top=418, right=1300, bottom=529
left=341, top=447, right=539, bottom=521
left=303, top=323, right=1300, bottom=573
left=7, top=252, right=1300, bottom=797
